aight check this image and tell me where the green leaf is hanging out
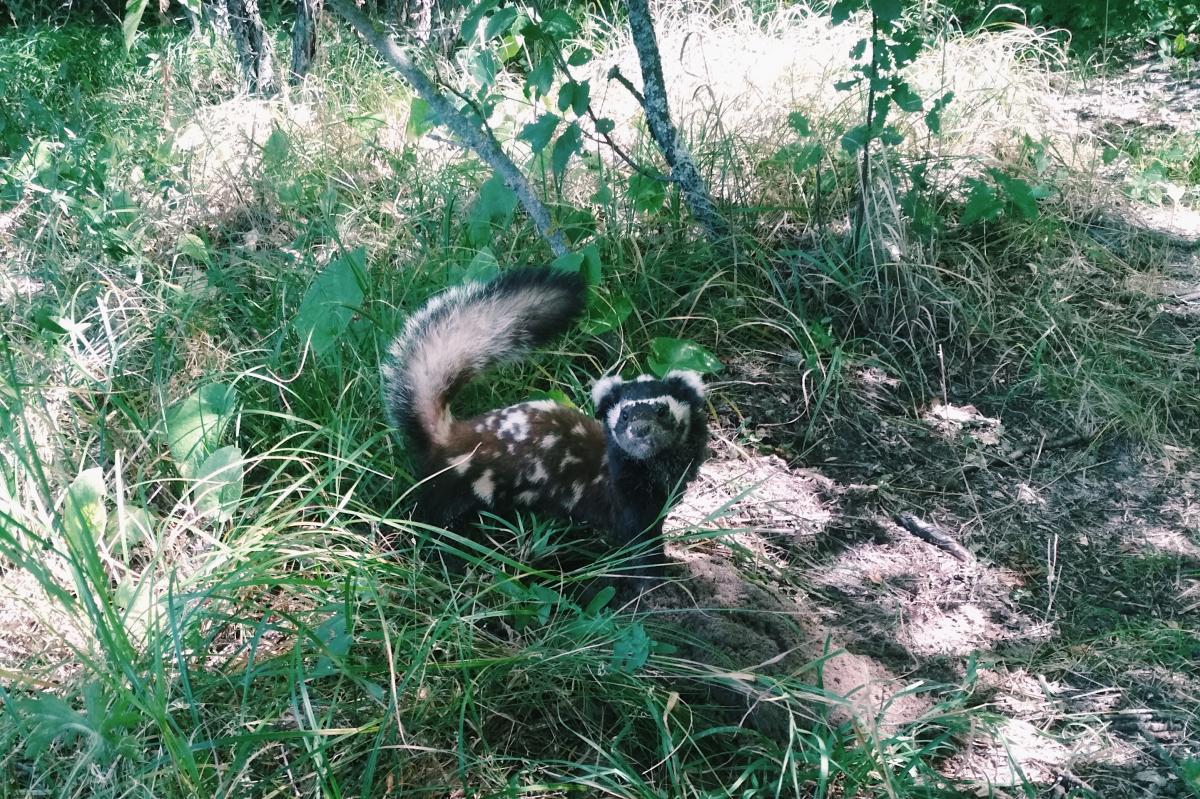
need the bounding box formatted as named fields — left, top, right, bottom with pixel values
left=567, top=47, right=593, bottom=66
left=787, top=111, right=812, bottom=136
left=63, top=468, right=107, bottom=560
left=648, top=337, right=722, bottom=377
left=262, top=127, right=291, bottom=171
left=526, top=56, right=555, bottom=98
left=407, top=97, right=435, bottom=140
left=871, top=0, right=902, bottom=23
left=519, top=113, right=559, bottom=154
left=959, top=178, right=1002, bottom=226
left=581, top=242, right=602, bottom=283
left=165, top=383, right=237, bottom=478
left=628, top=172, right=666, bottom=213
left=581, top=291, right=632, bottom=335
left=468, top=174, right=518, bottom=244
left=550, top=123, right=582, bottom=182
left=121, top=0, right=149, bottom=51
left=107, top=505, right=153, bottom=549
left=461, top=248, right=500, bottom=283
left=192, top=445, right=243, bottom=522
left=790, top=142, right=824, bottom=171
left=990, top=170, right=1040, bottom=219
left=177, top=0, right=201, bottom=14
left=594, top=117, right=615, bottom=135
left=834, top=77, right=861, bottom=91
left=483, top=6, right=518, bottom=40
left=879, top=126, right=904, bottom=146
left=892, top=81, right=923, bottom=112
left=840, top=124, right=870, bottom=153
left=831, top=0, right=864, bottom=24
left=550, top=251, right=584, bottom=274
left=293, top=247, right=367, bottom=359
left=850, top=37, right=867, bottom=60
left=611, top=622, right=651, bottom=674
left=459, top=0, right=497, bottom=42
left=176, top=233, right=211, bottom=265
left=585, top=585, right=615, bottom=615
left=571, top=79, right=591, bottom=117
left=540, top=9, right=578, bottom=38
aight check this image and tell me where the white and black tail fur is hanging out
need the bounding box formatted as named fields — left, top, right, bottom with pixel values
left=383, top=268, right=586, bottom=457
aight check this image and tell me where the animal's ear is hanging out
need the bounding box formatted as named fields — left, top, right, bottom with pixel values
left=591, top=375, right=623, bottom=414
left=664, top=370, right=705, bottom=400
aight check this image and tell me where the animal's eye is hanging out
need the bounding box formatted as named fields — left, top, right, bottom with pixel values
left=655, top=404, right=671, bottom=420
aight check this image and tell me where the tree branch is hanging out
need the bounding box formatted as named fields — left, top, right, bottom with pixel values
left=325, top=0, right=570, bottom=257
left=623, top=0, right=729, bottom=242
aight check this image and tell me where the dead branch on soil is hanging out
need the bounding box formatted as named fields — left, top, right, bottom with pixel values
left=895, top=512, right=974, bottom=563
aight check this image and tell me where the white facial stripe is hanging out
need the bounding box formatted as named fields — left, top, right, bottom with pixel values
left=608, top=396, right=689, bottom=427
left=591, top=375, right=623, bottom=408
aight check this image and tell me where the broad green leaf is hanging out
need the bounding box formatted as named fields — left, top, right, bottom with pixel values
left=294, top=248, right=366, bottom=359
left=831, top=0, right=864, bottom=24
left=570, top=79, right=590, bottom=117
left=872, top=0, right=903, bottom=24
left=461, top=248, right=500, bottom=283
left=519, top=113, right=559, bottom=154
left=483, top=6, right=518, bottom=40
left=567, top=47, right=593, bottom=66
left=960, top=179, right=1002, bottom=226
left=581, top=291, right=632, bottom=335
left=63, top=468, right=107, bottom=554
left=892, top=81, right=923, bottom=112
left=165, top=383, right=237, bottom=477
left=787, top=111, right=812, bottom=136
left=526, top=56, right=555, bottom=98
left=648, top=337, right=722, bottom=377
left=611, top=622, right=651, bottom=674
left=840, top=124, right=870, bottom=153
left=550, top=123, right=582, bottom=182
left=122, top=0, right=149, bottom=51
left=834, top=77, right=861, bottom=91
left=407, top=97, right=435, bottom=140
left=192, top=445, right=243, bottom=522
left=990, top=170, right=1039, bottom=219
left=540, top=9, right=578, bottom=37
left=628, top=172, right=666, bottom=213
left=594, top=117, right=615, bottom=135
left=469, top=50, right=498, bottom=89
left=791, top=142, right=824, bottom=171
left=176, top=233, right=211, bottom=265
left=468, top=174, right=518, bottom=244
left=106, top=505, right=153, bottom=549
left=581, top=242, right=602, bottom=284
left=459, top=0, right=498, bottom=42
left=556, top=81, right=576, bottom=113
left=261, top=127, right=291, bottom=171
left=850, top=37, right=867, bottom=60
left=550, top=251, right=583, bottom=274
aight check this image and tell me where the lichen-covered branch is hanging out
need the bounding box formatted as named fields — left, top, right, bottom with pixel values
left=624, top=0, right=729, bottom=242
left=325, top=0, right=569, bottom=257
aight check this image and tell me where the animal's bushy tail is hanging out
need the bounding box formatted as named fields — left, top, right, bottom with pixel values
left=382, top=267, right=586, bottom=453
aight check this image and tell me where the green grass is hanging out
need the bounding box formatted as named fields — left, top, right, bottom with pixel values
left=1, top=3, right=1199, bottom=797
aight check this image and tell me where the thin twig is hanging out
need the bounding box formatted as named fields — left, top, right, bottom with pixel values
left=895, top=512, right=974, bottom=562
